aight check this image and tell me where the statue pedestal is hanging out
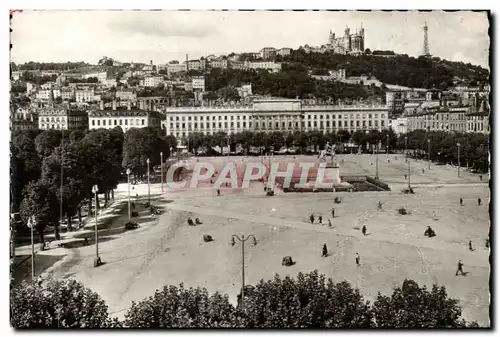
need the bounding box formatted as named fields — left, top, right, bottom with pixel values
left=323, top=163, right=341, bottom=185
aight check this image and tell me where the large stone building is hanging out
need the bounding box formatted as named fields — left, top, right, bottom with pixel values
left=406, top=106, right=469, bottom=133
left=467, top=112, right=489, bottom=134
left=10, top=106, right=38, bottom=131
left=37, top=96, right=88, bottom=131
left=325, top=26, right=365, bottom=55
left=88, top=100, right=163, bottom=132
left=163, top=98, right=389, bottom=143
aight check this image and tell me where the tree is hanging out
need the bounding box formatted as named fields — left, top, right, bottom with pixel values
left=124, top=284, right=239, bottom=328
left=19, top=180, right=60, bottom=242
left=35, top=130, right=62, bottom=158
left=243, top=270, right=372, bottom=328
left=10, top=131, right=42, bottom=212
left=122, top=128, right=170, bottom=176
left=11, top=279, right=119, bottom=328
left=285, top=133, right=295, bottom=151
left=41, top=144, right=87, bottom=231
left=372, top=279, right=478, bottom=328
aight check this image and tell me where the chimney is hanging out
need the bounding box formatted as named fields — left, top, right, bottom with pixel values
left=127, top=100, right=131, bottom=110
left=112, top=100, right=117, bottom=111
left=99, top=100, right=104, bottom=110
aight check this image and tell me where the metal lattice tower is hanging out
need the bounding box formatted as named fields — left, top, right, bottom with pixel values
left=423, top=21, right=430, bottom=57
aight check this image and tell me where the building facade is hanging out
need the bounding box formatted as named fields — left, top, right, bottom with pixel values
left=210, top=58, right=228, bottom=69
left=163, top=99, right=389, bottom=143
left=260, top=47, right=277, bottom=60
left=89, top=100, right=163, bottom=132
left=406, top=107, right=468, bottom=133
left=326, top=26, right=365, bottom=54
left=144, top=76, right=164, bottom=87
left=37, top=105, right=88, bottom=130
left=467, top=112, right=489, bottom=134
left=276, top=48, right=292, bottom=56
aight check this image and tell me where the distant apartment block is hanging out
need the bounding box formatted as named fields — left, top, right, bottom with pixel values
left=276, top=48, right=292, bottom=56
left=260, top=47, right=276, bottom=60
left=144, top=76, right=164, bottom=87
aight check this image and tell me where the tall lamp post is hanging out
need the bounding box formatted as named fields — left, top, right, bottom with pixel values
left=126, top=168, right=131, bottom=222
left=457, top=142, right=461, bottom=178
left=375, top=140, right=381, bottom=179
left=28, top=216, right=35, bottom=281
left=231, top=234, right=258, bottom=311
left=160, top=152, right=164, bottom=192
left=386, top=134, right=389, bottom=158
left=427, top=139, right=431, bottom=170
left=146, top=158, right=151, bottom=205
left=92, top=185, right=102, bottom=267
left=408, top=159, right=411, bottom=190
left=405, top=136, right=408, bottom=162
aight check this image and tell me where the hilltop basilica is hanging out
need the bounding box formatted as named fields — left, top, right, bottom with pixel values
left=303, top=25, right=365, bottom=55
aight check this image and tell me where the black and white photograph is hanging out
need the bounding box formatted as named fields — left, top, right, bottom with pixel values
left=8, top=8, right=491, bottom=329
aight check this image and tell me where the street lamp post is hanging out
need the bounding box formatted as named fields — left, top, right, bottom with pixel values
left=126, top=168, right=131, bottom=222
left=160, top=152, right=164, bottom=192
left=405, top=136, right=408, bottom=162
left=92, top=185, right=101, bottom=267
left=147, top=158, right=151, bottom=205
left=457, top=142, right=461, bottom=178
left=386, top=134, right=389, bottom=158
left=29, top=216, right=35, bottom=281
left=231, top=234, right=258, bottom=311
left=375, top=140, right=380, bottom=179
left=427, top=139, right=431, bottom=170
left=408, top=159, right=411, bottom=190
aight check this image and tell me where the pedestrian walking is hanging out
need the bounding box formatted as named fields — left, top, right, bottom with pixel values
left=422, top=168, right=425, bottom=174
left=135, top=193, right=138, bottom=199
left=460, top=197, right=463, bottom=206
left=310, top=214, right=315, bottom=224
left=480, top=175, right=483, bottom=181
left=331, top=208, right=335, bottom=218
left=378, top=201, right=382, bottom=210
left=322, top=243, right=328, bottom=257
left=478, top=198, right=482, bottom=206
left=456, top=260, right=464, bottom=276
left=362, top=225, right=367, bottom=236
left=355, top=253, right=360, bottom=266
left=328, top=219, right=332, bottom=228
left=318, top=216, right=323, bottom=225
left=84, top=237, right=89, bottom=246
left=404, top=174, right=407, bottom=179
left=217, top=189, right=221, bottom=196
left=469, top=240, right=473, bottom=251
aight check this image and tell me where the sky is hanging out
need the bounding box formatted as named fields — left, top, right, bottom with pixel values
left=10, top=10, right=490, bottom=68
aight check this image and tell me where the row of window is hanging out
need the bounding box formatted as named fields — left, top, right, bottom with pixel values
left=91, top=118, right=147, bottom=127
left=167, top=113, right=387, bottom=122
left=168, top=119, right=386, bottom=130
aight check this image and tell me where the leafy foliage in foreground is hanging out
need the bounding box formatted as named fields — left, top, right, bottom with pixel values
left=10, top=279, right=120, bottom=328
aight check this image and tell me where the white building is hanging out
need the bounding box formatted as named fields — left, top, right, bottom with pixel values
left=37, top=88, right=61, bottom=100
left=237, top=84, right=253, bottom=98
left=103, top=78, right=117, bottom=88
left=167, top=63, right=187, bottom=76
left=164, top=98, right=389, bottom=143
left=144, top=76, right=164, bottom=87
left=89, top=100, right=163, bottom=132
left=192, top=76, right=205, bottom=92
left=84, top=72, right=107, bottom=83
left=76, top=89, right=97, bottom=103
left=389, top=117, right=408, bottom=134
